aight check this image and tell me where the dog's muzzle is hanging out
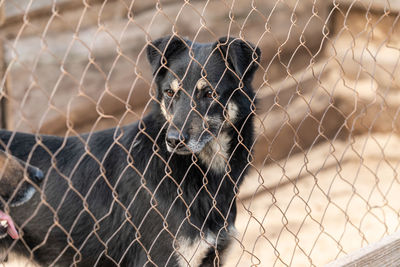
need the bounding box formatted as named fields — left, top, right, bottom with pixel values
left=166, top=130, right=192, bottom=155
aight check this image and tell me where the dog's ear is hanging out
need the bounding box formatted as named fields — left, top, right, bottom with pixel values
left=146, top=36, right=188, bottom=76
left=215, top=37, right=261, bottom=81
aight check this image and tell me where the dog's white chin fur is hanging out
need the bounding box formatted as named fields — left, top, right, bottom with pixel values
left=166, top=135, right=212, bottom=155
left=170, top=149, right=192, bottom=155
left=166, top=133, right=230, bottom=174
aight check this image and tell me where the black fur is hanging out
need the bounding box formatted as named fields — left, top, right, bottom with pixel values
left=0, top=36, right=260, bottom=266
left=0, top=151, right=43, bottom=241
left=0, top=151, right=43, bottom=209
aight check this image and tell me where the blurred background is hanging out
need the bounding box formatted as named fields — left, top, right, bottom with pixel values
left=1, top=0, right=400, bottom=266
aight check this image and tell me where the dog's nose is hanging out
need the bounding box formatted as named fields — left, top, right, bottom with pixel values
left=166, top=130, right=188, bottom=149
left=27, top=167, right=44, bottom=184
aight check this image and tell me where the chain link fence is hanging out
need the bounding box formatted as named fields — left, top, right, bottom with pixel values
left=0, top=0, right=399, bottom=266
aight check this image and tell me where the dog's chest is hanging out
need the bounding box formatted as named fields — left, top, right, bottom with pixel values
left=174, top=226, right=235, bottom=267
left=175, top=234, right=215, bottom=267
left=198, top=132, right=231, bottom=175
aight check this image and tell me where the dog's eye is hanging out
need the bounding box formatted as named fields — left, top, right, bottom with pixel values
left=164, top=89, right=175, bottom=98
left=205, top=90, right=214, bottom=99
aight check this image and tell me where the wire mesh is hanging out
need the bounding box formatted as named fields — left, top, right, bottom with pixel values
left=0, top=0, right=398, bottom=266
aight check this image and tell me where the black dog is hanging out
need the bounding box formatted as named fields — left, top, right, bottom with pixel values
left=0, top=36, right=260, bottom=266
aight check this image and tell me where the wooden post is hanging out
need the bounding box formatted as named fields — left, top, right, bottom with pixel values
left=0, top=2, right=6, bottom=129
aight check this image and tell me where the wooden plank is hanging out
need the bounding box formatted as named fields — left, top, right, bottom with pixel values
left=3, top=0, right=95, bottom=19
left=4, top=0, right=72, bottom=19
left=3, top=0, right=331, bottom=135
left=325, top=231, right=400, bottom=267
left=256, top=61, right=331, bottom=104
left=2, top=0, right=193, bottom=27
left=336, top=0, right=400, bottom=13
left=251, top=61, right=347, bottom=165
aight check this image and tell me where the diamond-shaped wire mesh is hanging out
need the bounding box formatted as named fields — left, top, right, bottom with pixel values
left=0, top=0, right=399, bottom=266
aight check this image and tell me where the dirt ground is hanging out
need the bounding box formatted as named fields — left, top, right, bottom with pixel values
left=226, top=133, right=400, bottom=266
left=3, top=133, right=400, bottom=266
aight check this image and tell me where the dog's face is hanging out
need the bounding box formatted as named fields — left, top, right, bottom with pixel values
left=147, top=36, right=260, bottom=156
left=0, top=151, right=44, bottom=239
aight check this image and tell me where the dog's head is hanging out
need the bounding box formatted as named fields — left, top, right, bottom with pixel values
left=0, top=151, right=44, bottom=239
left=147, top=36, right=260, bottom=156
